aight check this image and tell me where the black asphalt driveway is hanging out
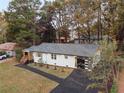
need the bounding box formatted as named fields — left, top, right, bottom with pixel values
left=16, top=64, right=98, bottom=93
left=51, top=69, right=98, bottom=93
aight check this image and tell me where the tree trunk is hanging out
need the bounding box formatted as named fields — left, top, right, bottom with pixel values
left=56, top=30, right=59, bottom=43
left=111, top=65, right=117, bottom=81
left=87, top=22, right=91, bottom=43
left=97, top=1, right=102, bottom=41
left=78, top=31, right=81, bottom=44
left=64, top=31, right=68, bottom=43
left=116, top=62, right=120, bottom=81
left=105, top=79, right=109, bottom=93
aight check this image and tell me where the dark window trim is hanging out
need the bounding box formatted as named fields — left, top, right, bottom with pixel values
left=65, top=55, right=68, bottom=59
left=51, top=54, right=56, bottom=60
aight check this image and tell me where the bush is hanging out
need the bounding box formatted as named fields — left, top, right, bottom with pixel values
left=15, top=48, right=23, bottom=61
left=0, top=51, right=6, bottom=56
left=110, top=82, right=117, bottom=93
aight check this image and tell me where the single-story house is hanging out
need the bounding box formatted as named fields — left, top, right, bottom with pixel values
left=0, top=42, right=16, bottom=57
left=23, top=43, right=101, bottom=71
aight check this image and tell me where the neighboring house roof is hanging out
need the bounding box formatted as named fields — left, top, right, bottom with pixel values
left=24, top=43, right=99, bottom=57
left=0, top=42, right=16, bottom=51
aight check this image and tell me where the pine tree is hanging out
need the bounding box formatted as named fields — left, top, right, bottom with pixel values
left=5, top=0, right=42, bottom=46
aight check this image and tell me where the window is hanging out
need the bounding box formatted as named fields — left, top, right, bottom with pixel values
left=51, top=54, right=56, bottom=60
left=37, top=53, right=42, bottom=57
left=65, top=55, right=68, bottom=59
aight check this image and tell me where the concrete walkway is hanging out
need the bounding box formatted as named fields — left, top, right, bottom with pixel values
left=16, top=64, right=98, bottom=93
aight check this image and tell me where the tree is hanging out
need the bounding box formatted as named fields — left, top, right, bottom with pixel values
left=36, top=1, right=57, bottom=43
left=16, top=30, right=40, bottom=47
left=87, top=40, right=123, bottom=93
left=5, top=0, right=42, bottom=46
left=0, top=13, right=8, bottom=43
left=116, top=1, right=124, bottom=50
left=47, top=0, right=71, bottom=43
left=48, top=0, right=108, bottom=43
left=38, top=18, right=56, bottom=42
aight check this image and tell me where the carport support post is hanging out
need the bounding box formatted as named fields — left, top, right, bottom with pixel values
left=46, top=64, right=49, bottom=69
left=61, top=67, right=65, bottom=72
left=39, top=63, right=43, bottom=67
left=34, top=62, right=37, bottom=66
left=54, top=63, right=57, bottom=70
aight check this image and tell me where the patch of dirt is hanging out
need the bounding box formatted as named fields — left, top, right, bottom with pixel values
left=0, top=57, right=18, bottom=65
left=118, top=69, right=124, bottom=93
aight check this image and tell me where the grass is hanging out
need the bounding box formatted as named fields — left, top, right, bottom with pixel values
left=0, top=59, right=73, bottom=93
left=110, top=82, right=117, bottom=93
left=28, top=63, right=73, bottom=79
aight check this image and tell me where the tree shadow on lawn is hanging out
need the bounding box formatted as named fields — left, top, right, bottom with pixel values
left=15, top=64, right=98, bottom=93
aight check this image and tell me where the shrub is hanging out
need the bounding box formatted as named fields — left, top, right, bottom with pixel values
left=0, top=51, right=6, bottom=56
left=15, top=48, right=23, bottom=61
left=110, top=82, right=117, bottom=93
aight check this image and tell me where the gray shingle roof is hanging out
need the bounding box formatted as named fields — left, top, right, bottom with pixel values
left=24, top=43, right=99, bottom=57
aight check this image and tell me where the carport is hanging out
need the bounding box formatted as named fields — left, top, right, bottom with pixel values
left=77, top=56, right=92, bottom=70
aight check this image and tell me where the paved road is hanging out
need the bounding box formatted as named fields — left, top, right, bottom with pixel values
left=16, top=64, right=98, bottom=93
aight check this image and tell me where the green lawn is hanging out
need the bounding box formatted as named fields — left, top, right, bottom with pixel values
left=0, top=61, right=73, bottom=93
left=28, top=63, right=73, bottom=79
